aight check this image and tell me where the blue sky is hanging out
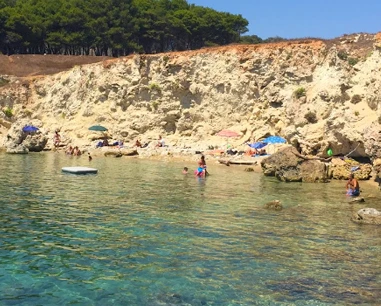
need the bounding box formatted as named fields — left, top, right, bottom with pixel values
left=188, top=0, right=381, bottom=39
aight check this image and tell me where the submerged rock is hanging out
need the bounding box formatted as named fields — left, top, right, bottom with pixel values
left=348, top=197, right=365, bottom=203
left=264, top=200, right=283, bottom=210
left=352, top=208, right=381, bottom=225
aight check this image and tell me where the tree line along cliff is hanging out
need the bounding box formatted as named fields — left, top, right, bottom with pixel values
left=0, top=0, right=249, bottom=56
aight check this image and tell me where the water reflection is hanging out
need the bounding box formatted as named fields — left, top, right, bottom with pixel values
left=0, top=152, right=380, bottom=305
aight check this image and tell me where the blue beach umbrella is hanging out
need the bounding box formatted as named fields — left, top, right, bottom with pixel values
left=262, top=136, right=286, bottom=144
left=22, top=125, right=39, bottom=133
left=89, top=125, right=108, bottom=132
left=248, top=142, right=268, bottom=149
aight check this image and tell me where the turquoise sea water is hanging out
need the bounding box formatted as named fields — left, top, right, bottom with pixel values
left=0, top=152, right=380, bottom=305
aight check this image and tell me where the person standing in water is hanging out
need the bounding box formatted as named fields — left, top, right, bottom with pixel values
left=199, top=155, right=209, bottom=176
left=346, top=173, right=360, bottom=196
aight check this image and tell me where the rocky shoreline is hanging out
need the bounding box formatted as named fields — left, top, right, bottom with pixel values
left=3, top=124, right=381, bottom=225
left=3, top=120, right=381, bottom=185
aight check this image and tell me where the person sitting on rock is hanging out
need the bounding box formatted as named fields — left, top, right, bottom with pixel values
left=102, top=138, right=109, bottom=147
left=155, top=135, right=165, bottom=147
left=346, top=173, right=360, bottom=196
left=135, top=139, right=142, bottom=148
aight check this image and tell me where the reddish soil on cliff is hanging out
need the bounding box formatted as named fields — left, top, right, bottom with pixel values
left=0, top=32, right=377, bottom=78
left=0, top=54, right=111, bottom=77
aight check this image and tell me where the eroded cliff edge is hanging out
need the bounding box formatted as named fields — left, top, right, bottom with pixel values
left=0, top=33, right=381, bottom=158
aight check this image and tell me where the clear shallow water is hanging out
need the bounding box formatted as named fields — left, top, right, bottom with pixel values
left=0, top=153, right=380, bottom=306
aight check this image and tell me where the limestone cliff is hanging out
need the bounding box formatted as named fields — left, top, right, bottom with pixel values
left=1, top=33, right=381, bottom=158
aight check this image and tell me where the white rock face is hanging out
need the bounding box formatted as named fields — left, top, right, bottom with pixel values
left=1, top=33, right=381, bottom=157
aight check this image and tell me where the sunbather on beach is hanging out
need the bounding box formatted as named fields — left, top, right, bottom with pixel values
left=245, top=148, right=257, bottom=156
left=155, top=135, right=165, bottom=147
left=135, top=139, right=142, bottom=147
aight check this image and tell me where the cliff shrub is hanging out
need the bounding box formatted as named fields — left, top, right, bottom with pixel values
left=294, top=87, right=306, bottom=99
left=149, top=83, right=161, bottom=93
left=163, top=55, right=170, bottom=65
left=337, top=51, right=348, bottom=60
left=304, top=111, right=317, bottom=123
left=0, top=78, right=10, bottom=87
left=348, top=57, right=359, bottom=66
left=3, top=107, right=13, bottom=118
left=151, top=101, right=160, bottom=110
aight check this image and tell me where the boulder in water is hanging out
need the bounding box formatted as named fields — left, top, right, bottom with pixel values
left=349, top=197, right=365, bottom=204
left=261, top=147, right=328, bottom=182
left=6, top=144, right=29, bottom=154
left=352, top=208, right=381, bottom=225
left=22, top=134, right=48, bottom=152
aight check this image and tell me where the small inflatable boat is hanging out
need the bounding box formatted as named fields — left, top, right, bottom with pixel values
left=62, top=167, right=98, bottom=174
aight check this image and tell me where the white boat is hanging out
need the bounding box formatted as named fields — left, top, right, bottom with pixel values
left=62, top=166, right=98, bottom=174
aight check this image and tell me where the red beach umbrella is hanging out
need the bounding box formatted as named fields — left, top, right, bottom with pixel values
left=217, top=129, right=240, bottom=138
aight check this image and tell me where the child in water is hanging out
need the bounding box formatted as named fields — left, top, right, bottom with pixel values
left=182, top=167, right=188, bottom=174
